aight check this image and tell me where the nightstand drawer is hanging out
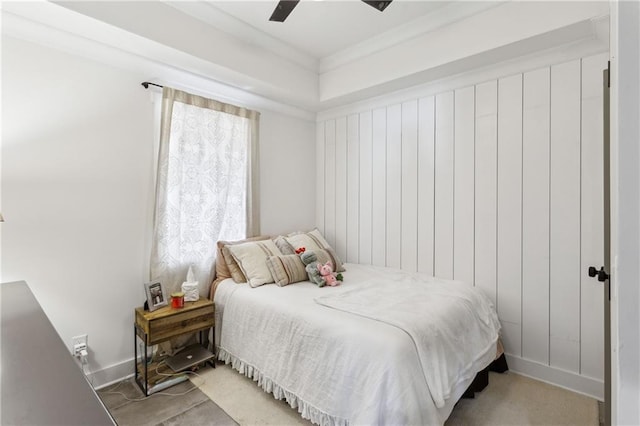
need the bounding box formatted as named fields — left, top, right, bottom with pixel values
left=135, top=299, right=214, bottom=345
left=148, top=307, right=214, bottom=344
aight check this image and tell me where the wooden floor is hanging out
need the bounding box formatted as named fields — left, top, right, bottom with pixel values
left=98, top=375, right=237, bottom=426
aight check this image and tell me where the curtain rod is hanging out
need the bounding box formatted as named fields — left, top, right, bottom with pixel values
left=141, top=81, right=163, bottom=89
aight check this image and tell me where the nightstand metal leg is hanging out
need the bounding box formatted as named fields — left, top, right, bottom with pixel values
left=133, top=324, right=150, bottom=397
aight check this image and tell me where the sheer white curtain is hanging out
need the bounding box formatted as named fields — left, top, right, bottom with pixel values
left=151, top=87, right=260, bottom=297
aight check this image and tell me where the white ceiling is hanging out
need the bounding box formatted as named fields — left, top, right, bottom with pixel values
left=2, top=1, right=609, bottom=115
left=203, top=0, right=449, bottom=59
left=166, top=0, right=504, bottom=72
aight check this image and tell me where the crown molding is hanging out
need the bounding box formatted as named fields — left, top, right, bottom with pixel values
left=48, top=1, right=320, bottom=106
left=317, top=1, right=609, bottom=106
left=319, top=1, right=506, bottom=73
left=164, top=0, right=507, bottom=76
left=3, top=1, right=609, bottom=120
left=163, top=1, right=319, bottom=73
left=316, top=28, right=608, bottom=121
left=1, top=3, right=317, bottom=121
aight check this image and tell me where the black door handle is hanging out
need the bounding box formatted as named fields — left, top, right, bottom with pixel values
left=588, top=266, right=609, bottom=282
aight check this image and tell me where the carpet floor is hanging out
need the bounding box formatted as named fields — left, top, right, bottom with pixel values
left=99, top=363, right=601, bottom=425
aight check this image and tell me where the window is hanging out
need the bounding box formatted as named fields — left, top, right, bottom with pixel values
left=150, top=87, right=260, bottom=296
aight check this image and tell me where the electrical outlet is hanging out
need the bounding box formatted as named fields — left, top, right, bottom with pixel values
left=72, top=334, right=88, bottom=356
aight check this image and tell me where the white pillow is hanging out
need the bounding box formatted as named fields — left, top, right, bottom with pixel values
left=226, top=239, right=282, bottom=287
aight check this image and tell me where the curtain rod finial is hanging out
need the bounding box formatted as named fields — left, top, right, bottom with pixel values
left=141, top=82, right=149, bottom=89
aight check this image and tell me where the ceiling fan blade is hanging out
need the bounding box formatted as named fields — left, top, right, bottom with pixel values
left=361, top=1, right=393, bottom=12
left=269, top=0, right=300, bottom=22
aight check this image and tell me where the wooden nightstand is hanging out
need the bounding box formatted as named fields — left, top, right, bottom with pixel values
left=134, top=299, right=215, bottom=396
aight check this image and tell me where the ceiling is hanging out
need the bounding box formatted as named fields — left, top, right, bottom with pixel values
left=201, top=0, right=449, bottom=59
left=166, top=0, right=504, bottom=72
left=2, top=1, right=610, bottom=116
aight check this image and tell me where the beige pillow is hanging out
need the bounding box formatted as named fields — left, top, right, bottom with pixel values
left=266, top=254, right=308, bottom=286
left=226, top=239, right=282, bottom=287
left=286, top=229, right=345, bottom=272
left=285, top=228, right=330, bottom=252
left=214, top=236, right=270, bottom=285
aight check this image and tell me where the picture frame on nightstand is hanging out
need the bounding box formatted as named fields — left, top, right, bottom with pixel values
left=144, top=281, right=167, bottom=312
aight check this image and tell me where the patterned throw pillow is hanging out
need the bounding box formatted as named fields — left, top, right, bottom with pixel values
left=273, top=235, right=296, bottom=255
left=266, top=254, right=308, bottom=286
left=226, top=239, right=282, bottom=287
left=285, top=229, right=345, bottom=272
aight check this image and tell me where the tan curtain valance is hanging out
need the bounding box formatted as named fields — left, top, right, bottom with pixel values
left=163, top=87, right=260, bottom=120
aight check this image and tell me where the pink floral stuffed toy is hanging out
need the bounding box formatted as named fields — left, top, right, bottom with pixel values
left=318, top=261, right=340, bottom=287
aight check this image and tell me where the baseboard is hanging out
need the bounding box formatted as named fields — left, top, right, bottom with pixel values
left=505, top=354, right=604, bottom=401
left=90, top=353, right=604, bottom=401
left=91, top=358, right=134, bottom=390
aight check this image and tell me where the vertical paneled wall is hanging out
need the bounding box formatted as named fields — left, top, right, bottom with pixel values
left=317, top=52, right=608, bottom=388
left=417, top=97, right=435, bottom=275
left=497, top=74, right=523, bottom=357
left=580, top=54, right=606, bottom=380
left=453, top=87, right=475, bottom=286
left=434, top=93, right=455, bottom=279
left=522, top=66, right=551, bottom=365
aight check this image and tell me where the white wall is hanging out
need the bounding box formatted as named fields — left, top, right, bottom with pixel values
left=0, top=35, right=316, bottom=386
left=1, top=35, right=156, bottom=385
left=260, top=110, right=317, bottom=236
left=317, top=51, right=608, bottom=399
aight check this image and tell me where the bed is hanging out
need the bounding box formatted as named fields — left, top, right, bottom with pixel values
left=213, top=261, right=502, bottom=426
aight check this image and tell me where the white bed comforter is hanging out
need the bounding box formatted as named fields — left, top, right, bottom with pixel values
left=215, top=263, right=500, bottom=426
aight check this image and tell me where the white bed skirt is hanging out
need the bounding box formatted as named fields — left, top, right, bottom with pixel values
left=218, top=347, right=348, bottom=426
